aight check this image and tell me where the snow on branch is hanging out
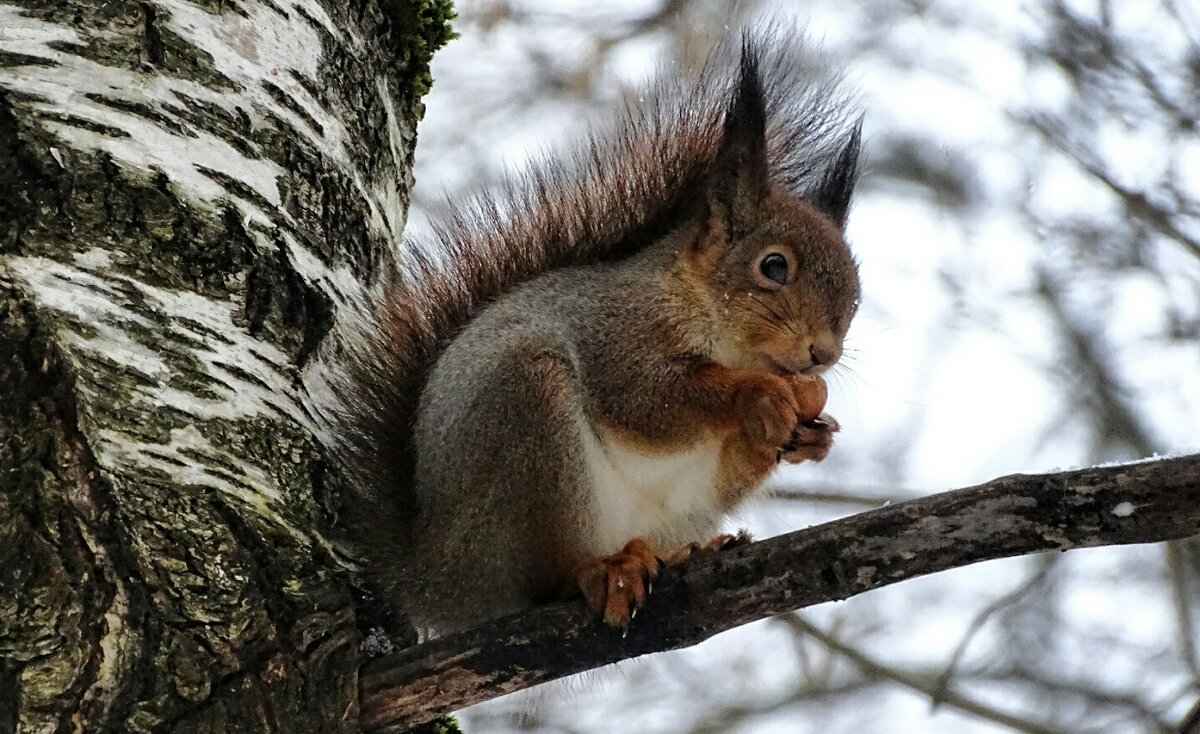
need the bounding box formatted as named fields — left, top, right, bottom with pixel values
left=359, top=454, right=1200, bottom=732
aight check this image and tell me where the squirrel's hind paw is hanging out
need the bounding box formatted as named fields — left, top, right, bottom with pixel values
left=572, top=538, right=663, bottom=630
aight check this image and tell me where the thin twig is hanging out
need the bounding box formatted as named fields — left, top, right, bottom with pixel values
left=782, top=615, right=1070, bottom=734
left=930, top=556, right=1057, bottom=708
left=1166, top=541, right=1200, bottom=681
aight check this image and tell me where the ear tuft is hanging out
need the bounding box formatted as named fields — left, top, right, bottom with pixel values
left=810, top=120, right=862, bottom=230
left=705, top=36, right=770, bottom=236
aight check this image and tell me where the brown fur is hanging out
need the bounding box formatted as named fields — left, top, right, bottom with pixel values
left=340, top=31, right=863, bottom=636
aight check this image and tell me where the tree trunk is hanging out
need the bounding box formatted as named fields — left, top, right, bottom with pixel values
left=0, top=1, right=451, bottom=731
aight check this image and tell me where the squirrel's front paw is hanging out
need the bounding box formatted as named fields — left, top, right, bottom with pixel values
left=780, top=412, right=839, bottom=463
left=780, top=373, right=829, bottom=423
left=734, top=375, right=801, bottom=455
left=572, top=538, right=664, bottom=630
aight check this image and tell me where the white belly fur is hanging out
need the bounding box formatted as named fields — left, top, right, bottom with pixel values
left=578, top=415, right=723, bottom=555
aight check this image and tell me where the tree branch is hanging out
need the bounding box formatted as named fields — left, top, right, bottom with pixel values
left=359, top=455, right=1200, bottom=732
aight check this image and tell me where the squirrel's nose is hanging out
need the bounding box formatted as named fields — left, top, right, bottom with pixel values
left=809, top=341, right=839, bottom=367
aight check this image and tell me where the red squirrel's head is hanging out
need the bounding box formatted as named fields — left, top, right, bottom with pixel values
left=681, top=49, right=861, bottom=376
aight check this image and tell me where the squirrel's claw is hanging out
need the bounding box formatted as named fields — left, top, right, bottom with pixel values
left=573, top=537, right=662, bottom=630
left=779, top=412, right=839, bottom=463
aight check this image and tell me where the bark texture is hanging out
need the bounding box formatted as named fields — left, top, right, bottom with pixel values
left=0, top=1, right=451, bottom=731
left=359, top=455, right=1200, bottom=732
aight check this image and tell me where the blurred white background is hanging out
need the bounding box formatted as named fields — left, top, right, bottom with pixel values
left=407, top=1, right=1200, bottom=731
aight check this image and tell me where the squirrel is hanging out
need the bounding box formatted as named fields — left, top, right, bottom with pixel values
left=339, top=32, right=863, bottom=638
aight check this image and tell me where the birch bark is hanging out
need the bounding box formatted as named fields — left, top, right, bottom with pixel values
left=0, top=1, right=451, bottom=730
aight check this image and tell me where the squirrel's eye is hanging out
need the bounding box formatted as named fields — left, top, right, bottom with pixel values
left=759, top=253, right=789, bottom=285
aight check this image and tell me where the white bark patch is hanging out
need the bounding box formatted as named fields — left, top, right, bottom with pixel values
left=101, top=424, right=281, bottom=503
left=153, top=0, right=340, bottom=148
left=8, top=255, right=317, bottom=428
left=0, top=2, right=402, bottom=252
left=0, top=3, right=81, bottom=46
left=135, top=283, right=307, bottom=422
left=1110, top=501, right=1135, bottom=517
left=73, top=247, right=115, bottom=269
left=282, top=235, right=368, bottom=310
left=114, top=425, right=339, bottom=554
left=9, top=256, right=171, bottom=376
left=2, top=6, right=403, bottom=451
left=90, top=423, right=339, bottom=555
left=92, top=426, right=333, bottom=552
left=0, top=5, right=284, bottom=219
left=150, top=0, right=399, bottom=239
left=6, top=252, right=341, bottom=547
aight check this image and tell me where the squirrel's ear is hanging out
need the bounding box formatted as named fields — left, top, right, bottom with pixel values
left=809, top=121, right=862, bottom=231
left=704, top=44, right=769, bottom=237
